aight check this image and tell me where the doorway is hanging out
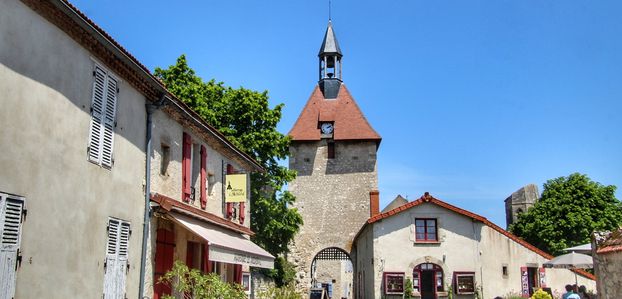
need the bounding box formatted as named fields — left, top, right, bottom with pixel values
left=311, top=247, right=353, bottom=299
left=527, top=267, right=539, bottom=296
left=413, top=263, right=443, bottom=299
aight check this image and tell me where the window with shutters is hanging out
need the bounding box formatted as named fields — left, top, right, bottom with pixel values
left=103, top=218, right=130, bottom=299
left=0, top=192, right=25, bottom=299
left=88, top=65, right=118, bottom=169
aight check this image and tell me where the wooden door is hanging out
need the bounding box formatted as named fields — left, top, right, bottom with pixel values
left=154, top=228, right=175, bottom=299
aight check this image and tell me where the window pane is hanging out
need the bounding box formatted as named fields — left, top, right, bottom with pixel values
left=415, top=220, right=425, bottom=227
left=426, top=220, right=436, bottom=228
left=416, top=226, right=425, bottom=233
left=427, top=233, right=437, bottom=241
left=457, top=274, right=475, bottom=293
left=416, top=233, right=425, bottom=240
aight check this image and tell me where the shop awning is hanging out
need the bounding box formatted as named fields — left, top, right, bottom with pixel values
left=169, top=212, right=274, bottom=269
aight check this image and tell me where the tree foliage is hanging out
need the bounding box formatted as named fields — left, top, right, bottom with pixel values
left=154, top=55, right=302, bottom=281
left=510, top=173, right=622, bottom=256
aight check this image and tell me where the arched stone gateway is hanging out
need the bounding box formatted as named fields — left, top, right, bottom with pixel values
left=311, top=247, right=353, bottom=299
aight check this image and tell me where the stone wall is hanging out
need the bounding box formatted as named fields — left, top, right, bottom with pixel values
left=288, top=139, right=377, bottom=296
left=504, top=184, right=539, bottom=228
left=593, top=230, right=622, bottom=299
left=249, top=270, right=275, bottom=298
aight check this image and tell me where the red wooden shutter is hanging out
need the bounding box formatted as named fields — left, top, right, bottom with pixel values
left=239, top=202, right=245, bottom=225
left=200, top=145, right=207, bottom=209
left=234, top=264, right=243, bottom=284
left=154, top=229, right=175, bottom=299
left=226, top=164, right=234, bottom=219
left=182, top=132, right=192, bottom=202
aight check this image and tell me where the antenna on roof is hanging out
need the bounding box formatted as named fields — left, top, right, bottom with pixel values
left=329, top=0, right=332, bottom=21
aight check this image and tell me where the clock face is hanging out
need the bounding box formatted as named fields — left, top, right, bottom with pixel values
left=321, top=122, right=334, bottom=134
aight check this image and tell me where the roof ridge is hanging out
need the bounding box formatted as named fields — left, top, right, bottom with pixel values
left=365, top=192, right=595, bottom=280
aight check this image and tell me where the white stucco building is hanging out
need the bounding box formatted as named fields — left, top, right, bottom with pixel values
left=352, top=192, right=595, bottom=299
left=0, top=0, right=272, bottom=298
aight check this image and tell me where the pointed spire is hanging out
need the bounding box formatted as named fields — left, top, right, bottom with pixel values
left=318, top=21, right=342, bottom=57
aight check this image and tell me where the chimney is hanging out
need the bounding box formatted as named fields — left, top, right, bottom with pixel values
left=370, top=190, right=380, bottom=217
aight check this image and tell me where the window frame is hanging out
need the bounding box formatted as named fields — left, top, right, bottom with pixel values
left=242, top=272, right=251, bottom=294
left=453, top=272, right=476, bottom=295
left=415, top=218, right=438, bottom=242
left=383, top=272, right=405, bottom=295
left=413, top=263, right=444, bottom=293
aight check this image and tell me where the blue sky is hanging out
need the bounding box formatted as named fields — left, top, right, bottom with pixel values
left=72, top=0, right=622, bottom=227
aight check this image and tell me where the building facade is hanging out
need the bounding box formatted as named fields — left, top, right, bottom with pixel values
left=0, top=0, right=271, bottom=298
left=287, top=21, right=382, bottom=298
left=353, top=193, right=596, bottom=299
left=593, top=228, right=622, bottom=299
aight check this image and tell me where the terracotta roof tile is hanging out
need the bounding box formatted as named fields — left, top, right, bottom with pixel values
left=596, top=227, right=622, bottom=254
left=362, top=192, right=595, bottom=280
left=289, top=85, right=381, bottom=142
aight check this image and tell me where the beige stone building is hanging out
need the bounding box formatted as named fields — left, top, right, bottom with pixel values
left=352, top=193, right=595, bottom=299
left=0, top=0, right=271, bottom=298
left=287, top=21, right=382, bottom=298
left=593, top=227, right=622, bottom=299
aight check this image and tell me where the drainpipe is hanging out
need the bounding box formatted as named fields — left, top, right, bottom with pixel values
left=139, top=95, right=167, bottom=299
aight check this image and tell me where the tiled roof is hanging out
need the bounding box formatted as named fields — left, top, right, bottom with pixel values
left=364, top=192, right=595, bottom=280
left=288, top=85, right=381, bottom=142
left=151, top=193, right=254, bottom=236
left=596, top=227, right=622, bottom=254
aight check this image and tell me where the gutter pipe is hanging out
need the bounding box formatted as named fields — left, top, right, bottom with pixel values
left=138, top=95, right=167, bottom=299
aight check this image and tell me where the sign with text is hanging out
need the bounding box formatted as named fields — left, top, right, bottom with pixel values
left=225, top=174, right=247, bottom=202
left=209, top=246, right=274, bottom=269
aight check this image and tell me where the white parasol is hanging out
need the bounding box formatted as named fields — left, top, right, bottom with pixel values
left=563, top=243, right=592, bottom=254
left=543, top=251, right=593, bottom=286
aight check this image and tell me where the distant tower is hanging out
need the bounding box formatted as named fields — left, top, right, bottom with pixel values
left=505, top=184, right=539, bottom=229
left=287, top=21, right=381, bottom=298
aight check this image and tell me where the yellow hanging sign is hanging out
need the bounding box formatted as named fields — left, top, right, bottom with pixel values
left=225, top=174, right=247, bottom=202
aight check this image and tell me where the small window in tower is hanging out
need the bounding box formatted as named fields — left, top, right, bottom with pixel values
left=502, top=264, right=509, bottom=277
left=327, top=142, right=335, bottom=159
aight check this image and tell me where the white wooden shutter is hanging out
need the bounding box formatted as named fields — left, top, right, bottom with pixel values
left=0, top=194, right=25, bottom=299
left=88, top=65, right=118, bottom=168
left=88, top=67, right=106, bottom=164
left=101, top=76, right=117, bottom=168
left=103, top=218, right=130, bottom=299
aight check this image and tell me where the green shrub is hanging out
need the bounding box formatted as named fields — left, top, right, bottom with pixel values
left=530, top=289, right=552, bottom=299
left=159, top=260, right=246, bottom=299
left=257, top=285, right=302, bottom=299
left=404, top=278, right=413, bottom=299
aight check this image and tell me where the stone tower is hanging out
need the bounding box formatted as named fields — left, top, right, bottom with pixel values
left=504, top=184, right=539, bottom=229
left=287, top=21, right=381, bottom=298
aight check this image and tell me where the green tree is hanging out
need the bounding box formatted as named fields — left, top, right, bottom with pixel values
left=510, top=173, right=622, bottom=256
left=154, top=55, right=302, bottom=284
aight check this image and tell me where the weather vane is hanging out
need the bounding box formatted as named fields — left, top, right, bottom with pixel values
left=329, top=0, right=332, bottom=21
